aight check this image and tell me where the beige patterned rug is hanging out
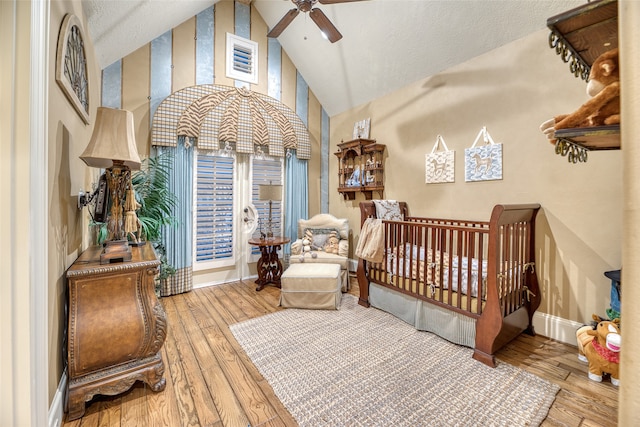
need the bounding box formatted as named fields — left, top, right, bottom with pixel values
left=230, top=295, right=559, bottom=426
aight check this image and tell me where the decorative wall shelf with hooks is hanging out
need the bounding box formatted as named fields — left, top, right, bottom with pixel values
left=546, top=0, right=619, bottom=162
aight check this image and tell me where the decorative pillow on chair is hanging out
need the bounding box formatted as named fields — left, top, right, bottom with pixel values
left=304, top=228, right=341, bottom=251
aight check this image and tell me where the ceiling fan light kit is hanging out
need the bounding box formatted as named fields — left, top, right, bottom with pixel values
left=267, top=0, right=366, bottom=43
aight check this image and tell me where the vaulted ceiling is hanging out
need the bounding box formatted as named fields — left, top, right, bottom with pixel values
left=83, top=0, right=586, bottom=116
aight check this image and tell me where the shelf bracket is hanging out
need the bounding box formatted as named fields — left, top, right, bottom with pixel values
left=555, top=138, right=589, bottom=163
left=548, top=32, right=590, bottom=81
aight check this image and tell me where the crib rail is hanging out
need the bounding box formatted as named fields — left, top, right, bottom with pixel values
left=367, top=218, right=490, bottom=316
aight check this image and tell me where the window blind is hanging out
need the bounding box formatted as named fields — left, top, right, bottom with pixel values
left=194, top=153, right=235, bottom=265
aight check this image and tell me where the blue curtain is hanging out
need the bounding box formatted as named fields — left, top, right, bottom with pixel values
left=284, top=151, right=308, bottom=255
left=158, top=140, right=194, bottom=296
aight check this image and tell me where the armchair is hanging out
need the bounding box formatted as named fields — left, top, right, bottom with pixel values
left=290, top=213, right=350, bottom=291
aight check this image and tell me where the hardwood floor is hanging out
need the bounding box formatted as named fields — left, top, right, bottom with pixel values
left=62, top=279, right=618, bottom=427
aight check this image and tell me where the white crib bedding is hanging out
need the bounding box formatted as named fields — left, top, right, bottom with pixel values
left=386, top=244, right=487, bottom=298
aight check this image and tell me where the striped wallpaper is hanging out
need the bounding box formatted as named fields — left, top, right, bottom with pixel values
left=100, top=0, right=328, bottom=214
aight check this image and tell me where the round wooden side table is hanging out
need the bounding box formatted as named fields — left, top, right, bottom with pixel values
left=248, top=236, right=290, bottom=291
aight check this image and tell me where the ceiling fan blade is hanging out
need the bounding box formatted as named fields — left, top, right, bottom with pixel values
left=309, top=8, right=342, bottom=43
left=318, top=0, right=368, bottom=4
left=267, top=8, right=299, bottom=38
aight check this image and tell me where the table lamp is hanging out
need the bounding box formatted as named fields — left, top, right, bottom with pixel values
left=80, top=107, right=142, bottom=264
left=258, top=182, right=282, bottom=238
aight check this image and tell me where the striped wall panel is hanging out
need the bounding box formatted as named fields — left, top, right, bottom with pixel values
left=296, top=71, right=308, bottom=127
left=234, top=1, right=250, bottom=88
left=321, top=108, right=329, bottom=213
left=196, top=7, right=215, bottom=85
left=101, top=59, right=121, bottom=108
left=150, top=30, right=172, bottom=126
left=267, top=38, right=282, bottom=101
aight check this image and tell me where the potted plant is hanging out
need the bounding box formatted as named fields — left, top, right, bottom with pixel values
left=130, top=152, right=178, bottom=285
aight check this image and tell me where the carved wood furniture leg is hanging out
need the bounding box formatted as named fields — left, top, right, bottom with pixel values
left=255, top=245, right=270, bottom=291
left=357, top=258, right=370, bottom=307
left=66, top=353, right=165, bottom=420
left=269, top=244, right=283, bottom=287
left=66, top=392, right=88, bottom=421
left=255, top=243, right=284, bottom=290
left=249, top=237, right=290, bottom=291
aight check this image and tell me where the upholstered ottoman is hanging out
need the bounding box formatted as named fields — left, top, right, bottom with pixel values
left=279, top=263, right=342, bottom=310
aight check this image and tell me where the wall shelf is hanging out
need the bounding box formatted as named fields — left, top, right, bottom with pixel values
left=547, top=0, right=618, bottom=81
left=554, top=124, right=620, bottom=163
left=546, top=0, right=619, bottom=160
left=335, top=138, right=385, bottom=200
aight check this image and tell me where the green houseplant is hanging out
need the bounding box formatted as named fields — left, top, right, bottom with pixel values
left=130, top=152, right=179, bottom=282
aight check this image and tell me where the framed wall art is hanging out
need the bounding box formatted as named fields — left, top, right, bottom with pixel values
left=56, top=14, right=90, bottom=124
left=425, top=134, right=455, bottom=184
left=352, top=118, right=371, bottom=139
left=464, top=127, right=503, bottom=182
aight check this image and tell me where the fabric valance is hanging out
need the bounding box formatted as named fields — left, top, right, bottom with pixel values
left=151, top=84, right=311, bottom=159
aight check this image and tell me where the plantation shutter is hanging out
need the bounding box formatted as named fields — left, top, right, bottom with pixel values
left=194, top=152, right=235, bottom=266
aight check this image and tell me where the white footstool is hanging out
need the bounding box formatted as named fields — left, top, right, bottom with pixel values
left=279, top=263, right=342, bottom=310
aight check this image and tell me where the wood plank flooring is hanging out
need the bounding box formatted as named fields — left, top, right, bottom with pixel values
left=62, top=279, right=618, bottom=426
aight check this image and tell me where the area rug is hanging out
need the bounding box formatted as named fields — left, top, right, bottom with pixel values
left=230, top=295, right=559, bottom=426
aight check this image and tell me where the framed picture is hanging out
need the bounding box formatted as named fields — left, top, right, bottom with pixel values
left=56, top=14, right=90, bottom=124
left=352, top=118, right=371, bottom=139
left=426, top=135, right=455, bottom=184
left=464, top=127, right=503, bottom=182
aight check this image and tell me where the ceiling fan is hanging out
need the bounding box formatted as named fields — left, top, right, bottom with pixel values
left=267, top=0, right=366, bottom=43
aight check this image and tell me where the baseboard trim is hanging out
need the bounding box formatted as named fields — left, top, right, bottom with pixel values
left=193, top=275, right=259, bottom=290
left=532, top=311, right=584, bottom=346
left=49, top=370, right=67, bottom=427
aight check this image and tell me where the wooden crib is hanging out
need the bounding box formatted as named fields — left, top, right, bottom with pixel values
left=357, top=201, right=541, bottom=367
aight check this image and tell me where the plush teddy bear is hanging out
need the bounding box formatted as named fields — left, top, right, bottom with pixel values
left=540, top=48, right=620, bottom=143
left=583, top=318, right=621, bottom=386
left=323, top=231, right=340, bottom=254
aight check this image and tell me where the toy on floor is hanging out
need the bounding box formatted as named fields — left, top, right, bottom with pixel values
left=576, top=314, right=619, bottom=362
left=540, top=48, right=620, bottom=142
left=582, top=319, right=621, bottom=386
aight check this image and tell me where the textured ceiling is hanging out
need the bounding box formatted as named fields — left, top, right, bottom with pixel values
left=83, top=0, right=587, bottom=116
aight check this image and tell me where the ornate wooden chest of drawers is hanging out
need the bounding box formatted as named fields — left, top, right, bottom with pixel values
left=65, top=244, right=167, bottom=420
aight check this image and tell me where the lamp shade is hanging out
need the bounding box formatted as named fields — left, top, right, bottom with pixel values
left=80, top=107, right=142, bottom=170
left=259, top=184, right=282, bottom=201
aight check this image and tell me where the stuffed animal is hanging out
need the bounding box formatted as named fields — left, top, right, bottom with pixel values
left=576, top=314, right=619, bottom=362
left=583, top=319, right=621, bottom=386
left=299, top=229, right=317, bottom=262
left=540, top=48, right=620, bottom=142
left=323, top=231, right=340, bottom=254
left=576, top=324, right=595, bottom=363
